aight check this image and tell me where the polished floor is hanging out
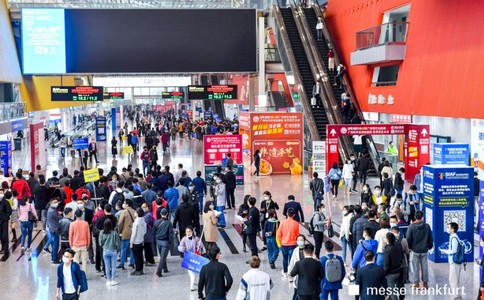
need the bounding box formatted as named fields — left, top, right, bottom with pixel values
left=3, top=133, right=480, bottom=300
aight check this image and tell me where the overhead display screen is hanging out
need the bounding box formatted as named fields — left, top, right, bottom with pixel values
left=188, top=85, right=238, bottom=100
left=161, top=91, right=184, bottom=99
left=51, top=86, right=103, bottom=101
left=22, top=9, right=66, bottom=74
left=104, top=92, right=125, bottom=100
left=21, top=9, right=256, bottom=74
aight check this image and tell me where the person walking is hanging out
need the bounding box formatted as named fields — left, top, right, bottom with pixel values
left=154, top=208, right=173, bottom=277
left=225, top=166, right=236, bottom=210
left=58, top=207, right=74, bottom=257
left=173, top=194, right=197, bottom=239
left=311, top=204, right=328, bottom=258
left=178, top=226, right=205, bottom=291
left=192, top=171, right=207, bottom=213
left=260, top=191, right=279, bottom=251
left=383, top=232, right=404, bottom=300
left=44, top=198, right=63, bottom=263
left=238, top=195, right=251, bottom=253
left=328, top=163, right=342, bottom=200
left=320, top=241, right=345, bottom=300
left=69, top=209, right=91, bottom=273
left=440, top=222, right=464, bottom=299
left=198, top=246, right=233, bottom=300
left=333, top=63, right=346, bottom=88
left=56, top=248, right=83, bottom=300
left=406, top=210, right=433, bottom=289
left=288, top=235, right=314, bottom=298
left=202, top=201, right=219, bottom=251
left=99, top=219, right=120, bottom=286
left=316, top=16, right=323, bottom=41
left=339, top=205, right=353, bottom=265
left=214, top=177, right=227, bottom=228
left=327, top=48, right=335, bottom=72
left=236, top=256, right=273, bottom=300
left=140, top=146, right=151, bottom=177
left=355, top=251, right=385, bottom=300
left=263, top=209, right=280, bottom=269
left=141, top=203, right=156, bottom=266
left=17, top=196, right=38, bottom=254
left=289, top=244, right=324, bottom=300
left=130, top=208, right=147, bottom=276
left=276, top=208, right=300, bottom=278
left=282, top=195, right=305, bottom=223
left=253, top=150, right=261, bottom=176
left=310, top=172, right=325, bottom=212
left=111, top=137, right=118, bottom=159
left=244, top=197, right=261, bottom=258
left=342, top=159, right=354, bottom=196
left=117, top=199, right=136, bottom=270
left=88, top=140, right=98, bottom=163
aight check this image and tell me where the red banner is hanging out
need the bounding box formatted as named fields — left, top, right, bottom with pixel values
left=165, top=101, right=176, bottom=112
left=30, top=122, right=46, bottom=172
left=249, top=112, right=303, bottom=140
left=252, top=140, right=302, bottom=175
left=203, top=135, right=243, bottom=165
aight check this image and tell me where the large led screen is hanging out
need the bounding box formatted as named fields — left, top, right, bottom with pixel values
left=22, top=9, right=66, bottom=74
left=21, top=9, right=257, bottom=74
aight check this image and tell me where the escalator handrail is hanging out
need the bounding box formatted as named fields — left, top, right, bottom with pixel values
left=273, top=5, right=321, bottom=142
left=291, top=2, right=352, bottom=161
left=311, top=4, right=382, bottom=165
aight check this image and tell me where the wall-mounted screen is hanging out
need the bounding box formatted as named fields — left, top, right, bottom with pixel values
left=21, top=9, right=257, bottom=74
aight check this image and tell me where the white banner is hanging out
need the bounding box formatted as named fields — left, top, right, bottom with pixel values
left=312, top=141, right=326, bottom=178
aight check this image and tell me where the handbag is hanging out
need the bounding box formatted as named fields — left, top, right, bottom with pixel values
left=338, top=178, right=344, bottom=188
left=28, top=204, right=37, bottom=223
left=327, top=223, right=334, bottom=238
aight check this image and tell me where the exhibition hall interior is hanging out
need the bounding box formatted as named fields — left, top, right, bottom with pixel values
left=0, top=0, right=483, bottom=299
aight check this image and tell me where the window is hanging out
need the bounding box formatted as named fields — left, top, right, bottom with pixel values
left=372, top=65, right=400, bottom=86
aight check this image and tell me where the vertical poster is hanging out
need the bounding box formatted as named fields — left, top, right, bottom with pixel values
left=423, top=165, right=474, bottom=263
left=0, top=141, right=12, bottom=174
left=111, top=107, right=116, bottom=137
left=29, top=122, right=46, bottom=172
left=312, top=141, right=326, bottom=177
left=96, top=116, right=107, bottom=142
left=471, top=119, right=484, bottom=180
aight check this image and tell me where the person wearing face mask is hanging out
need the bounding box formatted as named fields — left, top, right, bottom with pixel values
left=351, top=227, right=378, bottom=271
left=360, top=184, right=372, bottom=206
left=117, top=199, right=136, bottom=270
left=404, top=185, right=419, bottom=222
left=187, top=182, right=201, bottom=214
left=59, top=207, right=74, bottom=258
left=374, top=217, right=390, bottom=266
left=178, top=226, right=205, bottom=291
left=141, top=203, right=156, bottom=266
left=130, top=208, right=147, bottom=276
left=214, top=177, right=227, bottom=228
left=56, top=248, right=83, bottom=300
left=277, top=208, right=300, bottom=278
left=371, top=185, right=387, bottom=206
left=391, top=226, right=409, bottom=285
left=340, top=205, right=354, bottom=265
left=154, top=208, right=174, bottom=277
left=202, top=201, right=219, bottom=252
left=99, top=219, right=120, bottom=286
left=43, top=198, right=63, bottom=263
left=69, top=209, right=91, bottom=273
left=342, top=159, right=354, bottom=196
left=76, top=197, right=95, bottom=264
left=311, top=204, right=327, bottom=259
left=287, top=235, right=317, bottom=299
left=260, top=191, right=279, bottom=251
left=383, top=232, right=404, bottom=300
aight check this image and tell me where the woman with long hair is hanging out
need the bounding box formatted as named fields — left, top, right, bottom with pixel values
left=202, top=200, right=218, bottom=251
left=99, top=219, right=120, bottom=286
left=237, top=195, right=251, bottom=252
left=178, top=226, right=205, bottom=291
left=328, top=162, right=342, bottom=200
left=17, top=195, right=37, bottom=254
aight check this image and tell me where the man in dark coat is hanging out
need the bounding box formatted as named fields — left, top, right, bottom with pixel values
left=225, top=166, right=236, bottom=210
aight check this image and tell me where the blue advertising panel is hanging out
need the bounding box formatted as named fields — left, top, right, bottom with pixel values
left=0, top=141, right=12, bottom=174
left=73, top=137, right=89, bottom=150
left=480, top=180, right=484, bottom=262
left=423, top=165, right=474, bottom=263
left=204, top=165, right=244, bottom=186
left=180, top=250, right=209, bottom=274
left=11, top=119, right=26, bottom=132
left=95, top=116, right=107, bottom=142
left=433, top=143, right=470, bottom=165
left=111, top=107, right=116, bottom=137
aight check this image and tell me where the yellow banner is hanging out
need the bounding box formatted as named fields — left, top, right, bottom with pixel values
left=122, top=145, right=133, bottom=155
left=83, top=168, right=100, bottom=182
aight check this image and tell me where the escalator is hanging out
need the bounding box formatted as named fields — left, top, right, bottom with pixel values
left=280, top=8, right=329, bottom=139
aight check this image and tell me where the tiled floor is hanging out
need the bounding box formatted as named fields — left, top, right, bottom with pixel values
left=3, top=131, right=480, bottom=300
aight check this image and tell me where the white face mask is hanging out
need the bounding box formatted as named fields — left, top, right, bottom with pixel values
left=342, top=211, right=347, bottom=217
left=209, top=204, right=214, bottom=210
left=390, top=222, right=397, bottom=228
left=62, top=256, right=70, bottom=264
left=52, top=203, right=59, bottom=208
left=215, top=179, right=222, bottom=184
left=375, top=190, right=381, bottom=195
left=297, top=240, right=305, bottom=247
left=122, top=204, right=127, bottom=209
left=363, top=187, right=368, bottom=191
left=264, top=196, right=270, bottom=200
left=446, top=228, right=451, bottom=234
left=77, top=204, right=84, bottom=209
left=189, top=187, right=194, bottom=191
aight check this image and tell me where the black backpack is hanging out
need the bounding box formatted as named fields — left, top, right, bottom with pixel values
left=111, top=191, right=125, bottom=207
left=309, top=213, right=325, bottom=235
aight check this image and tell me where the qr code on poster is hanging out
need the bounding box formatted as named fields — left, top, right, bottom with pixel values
left=443, top=210, right=466, bottom=232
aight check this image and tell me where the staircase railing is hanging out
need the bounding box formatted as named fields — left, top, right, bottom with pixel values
left=311, top=3, right=382, bottom=167
left=291, top=0, right=353, bottom=160
left=272, top=4, right=321, bottom=143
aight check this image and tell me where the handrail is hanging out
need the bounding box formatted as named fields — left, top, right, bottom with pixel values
left=272, top=5, right=321, bottom=143
left=312, top=4, right=382, bottom=166
left=292, top=3, right=352, bottom=161
left=355, top=22, right=409, bottom=50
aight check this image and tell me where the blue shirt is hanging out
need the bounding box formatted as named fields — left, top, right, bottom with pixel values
left=352, top=239, right=379, bottom=269
left=164, top=187, right=179, bottom=210
left=320, top=253, right=346, bottom=290
left=192, top=176, right=207, bottom=195
left=447, top=233, right=459, bottom=264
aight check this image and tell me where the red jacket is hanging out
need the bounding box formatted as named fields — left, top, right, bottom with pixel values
left=12, top=179, right=31, bottom=200
left=140, top=151, right=151, bottom=162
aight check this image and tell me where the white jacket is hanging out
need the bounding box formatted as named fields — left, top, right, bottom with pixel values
left=130, top=217, right=147, bottom=245
left=342, top=163, right=354, bottom=179
left=340, top=212, right=354, bottom=240
left=236, top=268, right=273, bottom=300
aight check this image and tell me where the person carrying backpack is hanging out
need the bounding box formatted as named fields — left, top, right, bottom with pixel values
left=320, top=241, right=345, bottom=300
left=440, top=222, right=465, bottom=299
left=328, top=162, right=342, bottom=200
left=310, top=172, right=325, bottom=212
left=56, top=248, right=87, bottom=300
left=309, top=204, right=327, bottom=258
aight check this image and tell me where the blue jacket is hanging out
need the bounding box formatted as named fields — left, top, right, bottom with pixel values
left=320, top=253, right=346, bottom=290
left=352, top=239, right=379, bottom=269
left=192, top=176, right=207, bottom=195
left=131, top=135, right=139, bottom=145
left=57, top=262, right=82, bottom=293
left=164, top=187, right=179, bottom=210
left=282, top=201, right=304, bottom=223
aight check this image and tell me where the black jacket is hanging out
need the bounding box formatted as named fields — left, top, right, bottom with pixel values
left=358, top=155, right=372, bottom=172
left=225, top=172, right=236, bottom=190
left=244, top=206, right=261, bottom=234
left=289, top=257, right=324, bottom=297
left=173, top=202, right=197, bottom=233
left=154, top=218, right=174, bottom=241
left=394, top=172, right=405, bottom=191
left=0, top=199, right=12, bottom=222
left=406, top=221, right=433, bottom=253
left=356, top=263, right=385, bottom=300
left=70, top=176, right=83, bottom=191
left=260, top=200, right=279, bottom=223
left=383, top=243, right=403, bottom=275
left=363, top=220, right=381, bottom=239
left=198, top=260, right=233, bottom=299
left=34, top=185, right=48, bottom=210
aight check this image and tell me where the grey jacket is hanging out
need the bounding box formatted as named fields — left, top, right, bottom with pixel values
left=59, top=218, right=73, bottom=242
left=99, top=230, right=120, bottom=251
left=47, top=207, right=63, bottom=233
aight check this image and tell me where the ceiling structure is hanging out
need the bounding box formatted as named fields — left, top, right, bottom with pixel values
left=7, top=0, right=253, bottom=9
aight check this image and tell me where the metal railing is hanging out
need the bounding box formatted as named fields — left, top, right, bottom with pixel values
left=0, top=102, right=26, bottom=122
left=356, top=22, right=409, bottom=50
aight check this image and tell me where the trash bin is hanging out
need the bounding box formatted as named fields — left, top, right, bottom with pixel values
left=14, top=138, right=21, bottom=151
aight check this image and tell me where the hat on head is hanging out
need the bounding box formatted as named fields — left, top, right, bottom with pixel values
left=160, top=208, right=168, bottom=216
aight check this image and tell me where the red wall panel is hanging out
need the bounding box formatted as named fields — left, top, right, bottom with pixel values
left=325, top=0, right=484, bottom=118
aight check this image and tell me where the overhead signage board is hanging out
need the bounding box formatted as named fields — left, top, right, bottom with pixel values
left=433, top=143, right=470, bottom=165
left=327, top=124, right=406, bottom=137
left=51, top=86, right=103, bottom=101
left=188, top=85, right=237, bottom=100
left=103, top=92, right=124, bottom=100
left=203, top=135, right=243, bottom=165
left=161, top=91, right=184, bottom=99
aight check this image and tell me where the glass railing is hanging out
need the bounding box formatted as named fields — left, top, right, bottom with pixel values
left=355, top=22, right=409, bottom=50
left=0, top=102, right=26, bottom=122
